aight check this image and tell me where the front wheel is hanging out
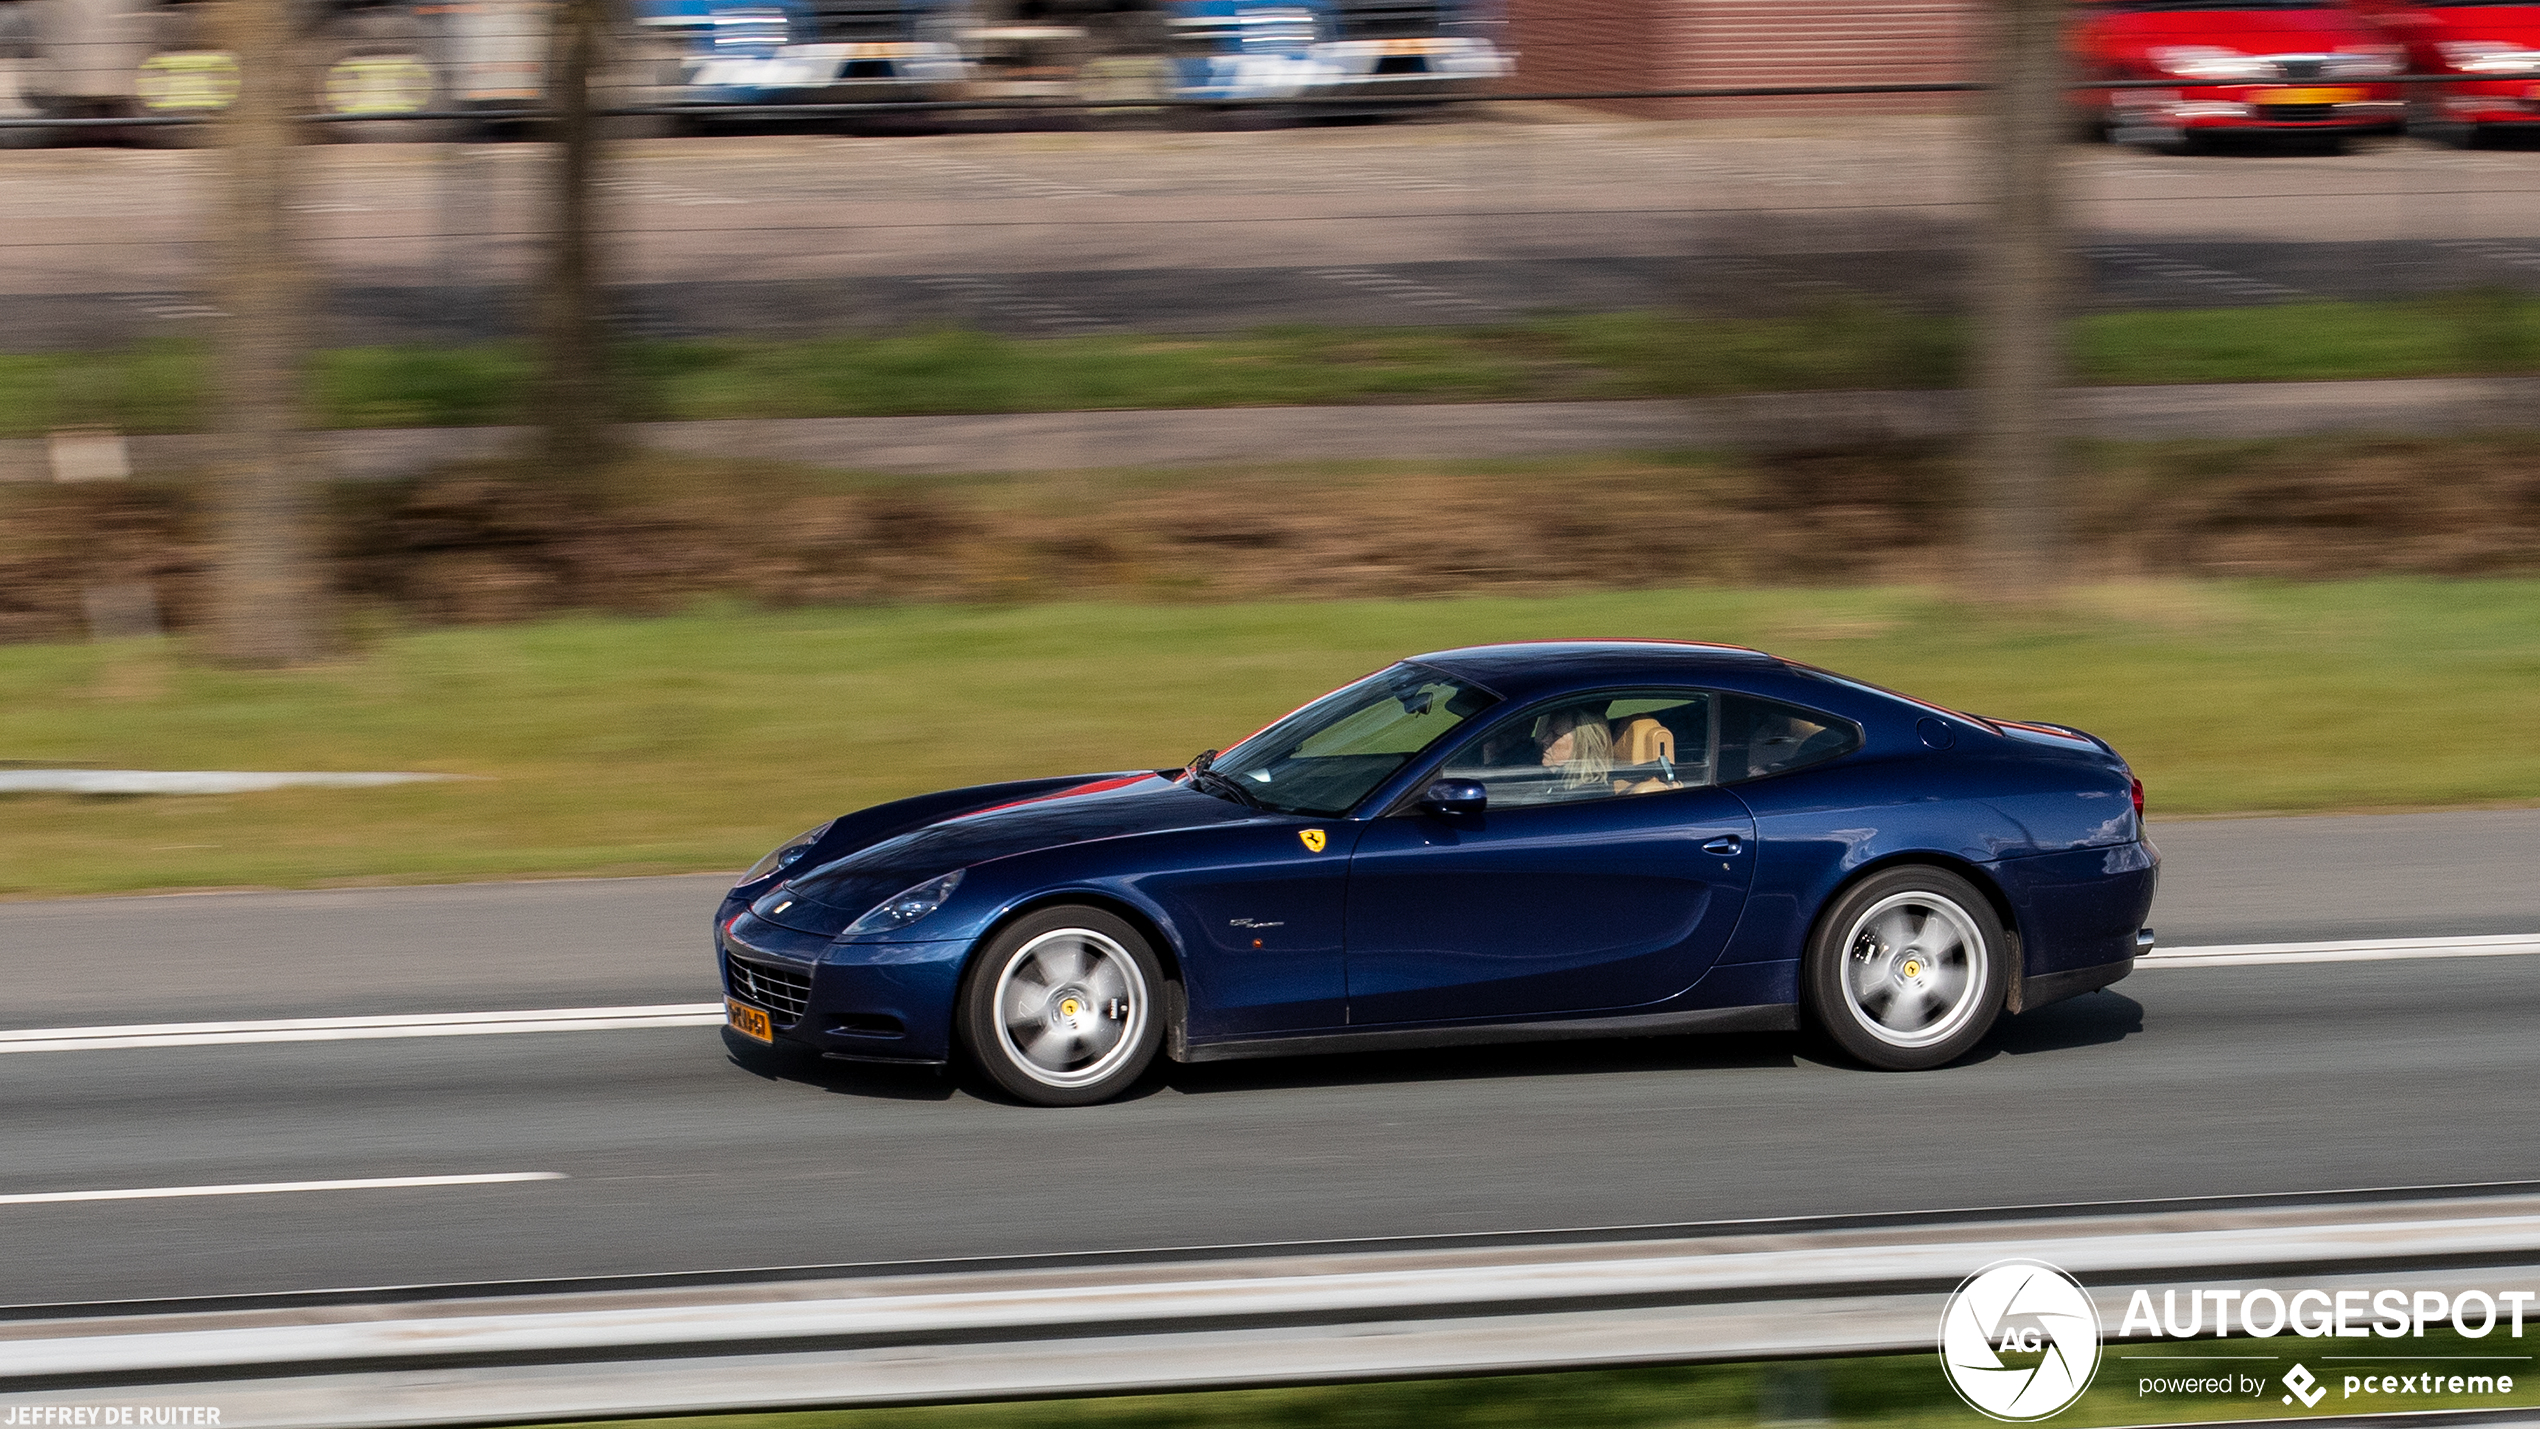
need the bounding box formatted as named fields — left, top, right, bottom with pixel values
left=958, top=906, right=1164, bottom=1106
left=1805, top=867, right=2008, bottom=1070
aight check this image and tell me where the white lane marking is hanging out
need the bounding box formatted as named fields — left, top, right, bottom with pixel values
left=0, top=1004, right=725, bottom=1053
left=0, top=1172, right=564, bottom=1206
left=2141, top=933, right=2540, bottom=969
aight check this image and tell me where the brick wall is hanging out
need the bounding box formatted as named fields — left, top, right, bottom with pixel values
left=1504, top=0, right=1978, bottom=117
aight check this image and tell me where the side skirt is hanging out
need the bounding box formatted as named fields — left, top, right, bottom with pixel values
left=1177, top=1002, right=1798, bottom=1065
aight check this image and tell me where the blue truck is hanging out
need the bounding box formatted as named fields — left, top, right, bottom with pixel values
left=639, top=0, right=1511, bottom=111
left=0, top=0, right=1507, bottom=135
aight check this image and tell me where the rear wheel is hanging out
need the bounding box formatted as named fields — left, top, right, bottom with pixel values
left=1805, top=866, right=2007, bottom=1070
left=958, top=906, right=1163, bottom=1106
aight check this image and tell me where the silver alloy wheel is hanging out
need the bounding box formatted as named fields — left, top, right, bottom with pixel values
left=990, top=927, right=1149, bottom=1089
left=1837, top=890, right=1987, bottom=1050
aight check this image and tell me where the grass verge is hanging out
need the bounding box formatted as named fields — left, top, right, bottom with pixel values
left=510, top=1330, right=2539, bottom=1429
left=3, top=579, right=2537, bottom=898
left=5, top=294, right=2538, bottom=436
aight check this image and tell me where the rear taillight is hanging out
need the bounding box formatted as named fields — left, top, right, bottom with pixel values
left=2131, top=777, right=2145, bottom=819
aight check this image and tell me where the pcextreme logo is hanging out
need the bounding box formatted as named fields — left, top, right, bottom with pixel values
left=1939, top=1259, right=2105, bottom=1421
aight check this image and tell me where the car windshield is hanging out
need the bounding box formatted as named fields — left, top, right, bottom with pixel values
left=1209, top=664, right=1497, bottom=816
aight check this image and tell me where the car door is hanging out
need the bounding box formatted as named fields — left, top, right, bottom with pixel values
left=1341, top=690, right=1756, bottom=1027
left=1127, top=817, right=1361, bottom=1038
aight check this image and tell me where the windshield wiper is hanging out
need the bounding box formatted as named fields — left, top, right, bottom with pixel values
left=1191, top=766, right=1267, bottom=811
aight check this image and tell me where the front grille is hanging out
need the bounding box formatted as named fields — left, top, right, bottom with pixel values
left=2260, top=103, right=2335, bottom=122
left=2273, top=58, right=2324, bottom=80
left=1331, top=0, right=1441, bottom=41
left=807, top=0, right=906, bottom=43
left=726, top=954, right=813, bottom=1025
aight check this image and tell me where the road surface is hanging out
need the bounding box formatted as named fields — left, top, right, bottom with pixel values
left=1, top=808, right=2533, bottom=1307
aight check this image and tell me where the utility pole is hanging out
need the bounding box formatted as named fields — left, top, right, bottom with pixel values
left=1971, top=0, right=2068, bottom=598
left=205, top=0, right=318, bottom=665
left=539, top=0, right=613, bottom=488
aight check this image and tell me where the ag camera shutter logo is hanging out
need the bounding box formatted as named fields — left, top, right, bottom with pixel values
left=1940, top=1259, right=2105, bottom=1420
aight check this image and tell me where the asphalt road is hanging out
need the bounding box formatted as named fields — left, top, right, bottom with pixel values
left=1, top=807, right=2534, bottom=1309
left=6, top=122, right=2540, bottom=347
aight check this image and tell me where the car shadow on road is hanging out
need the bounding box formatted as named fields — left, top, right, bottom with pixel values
left=714, top=991, right=2145, bottom=1104
left=720, top=1029, right=958, bottom=1102
left=1967, top=989, right=2146, bottom=1063
left=1157, top=1029, right=1808, bottom=1098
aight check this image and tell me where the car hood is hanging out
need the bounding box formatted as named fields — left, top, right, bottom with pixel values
left=2419, top=5, right=2540, bottom=42
left=748, top=771, right=1255, bottom=936
left=2090, top=9, right=2382, bottom=48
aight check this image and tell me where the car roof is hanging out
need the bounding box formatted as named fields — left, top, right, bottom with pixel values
left=1406, top=640, right=1785, bottom=700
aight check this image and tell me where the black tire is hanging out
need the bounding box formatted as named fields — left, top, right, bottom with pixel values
left=2407, top=94, right=2478, bottom=150
left=957, top=905, right=1165, bottom=1107
left=1803, top=866, right=2009, bottom=1071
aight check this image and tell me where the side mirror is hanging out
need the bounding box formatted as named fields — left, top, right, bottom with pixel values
left=1422, top=779, right=1487, bottom=816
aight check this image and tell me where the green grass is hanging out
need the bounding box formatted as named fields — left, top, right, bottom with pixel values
left=5, top=579, right=2539, bottom=899
left=7, top=294, right=2540, bottom=437
left=513, top=1329, right=2539, bottom=1429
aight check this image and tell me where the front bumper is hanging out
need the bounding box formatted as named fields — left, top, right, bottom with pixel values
left=2114, top=85, right=2404, bottom=130
left=2428, top=79, right=2540, bottom=126
left=719, top=914, right=969, bottom=1064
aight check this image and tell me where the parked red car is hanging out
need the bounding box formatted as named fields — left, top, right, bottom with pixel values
left=2352, top=0, right=2540, bottom=142
left=2073, top=0, right=2406, bottom=149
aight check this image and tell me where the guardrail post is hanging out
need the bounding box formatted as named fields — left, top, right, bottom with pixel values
left=205, top=0, right=319, bottom=665
left=1972, top=0, right=2068, bottom=597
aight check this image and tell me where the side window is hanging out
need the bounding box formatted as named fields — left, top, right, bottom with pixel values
left=1438, top=691, right=1714, bottom=809
left=1719, top=694, right=1861, bottom=783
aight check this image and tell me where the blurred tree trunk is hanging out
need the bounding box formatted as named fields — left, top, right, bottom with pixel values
left=205, top=0, right=318, bottom=666
left=539, top=0, right=613, bottom=487
left=1970, top=0, right=2068, bottom=598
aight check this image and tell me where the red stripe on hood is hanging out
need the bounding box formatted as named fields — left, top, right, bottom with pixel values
left=965, top=773, right=1155, bottom=818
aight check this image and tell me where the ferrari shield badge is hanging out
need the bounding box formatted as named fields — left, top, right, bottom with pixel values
left=1299, top=828, right=1328, bottom=853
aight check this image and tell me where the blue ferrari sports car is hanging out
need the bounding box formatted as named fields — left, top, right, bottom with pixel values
left=716, top=641, right=2158, bottom=1105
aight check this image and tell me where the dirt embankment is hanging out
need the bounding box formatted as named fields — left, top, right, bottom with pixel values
left=4, top=437, right=2539, bottom=643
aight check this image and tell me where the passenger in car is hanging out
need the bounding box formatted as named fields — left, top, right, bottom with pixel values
left=1535, top=707, right=1614, bottom=793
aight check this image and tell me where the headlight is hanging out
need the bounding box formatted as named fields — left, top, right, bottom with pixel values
left=2150, top=46, right=2270, bottom=81
left=844, top=870, right=964, bottom=935
left=738, top=820, right=832, bottom=888
left=2325, top=46, right=2402, bottom=77
left=2440, top=40, right=2540, bottom=74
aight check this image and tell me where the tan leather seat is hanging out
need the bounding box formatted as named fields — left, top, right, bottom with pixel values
left=1609, top=717, right=1678, bottom=793
left=1613, top=717, right=1674, bottom=768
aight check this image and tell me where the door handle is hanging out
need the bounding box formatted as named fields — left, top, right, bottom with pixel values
left=1703, top=835, right=1744, bottom=856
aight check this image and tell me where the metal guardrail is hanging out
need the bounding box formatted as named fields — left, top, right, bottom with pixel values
left=5, top=1182, right=2538, bottom=1428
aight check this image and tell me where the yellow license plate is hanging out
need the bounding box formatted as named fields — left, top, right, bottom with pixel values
left=726, top=998, right=772, bottom=1043
left=1378, top=38, right=1446, bottom=55
left=2263, top=87, right=2364, bottom=106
